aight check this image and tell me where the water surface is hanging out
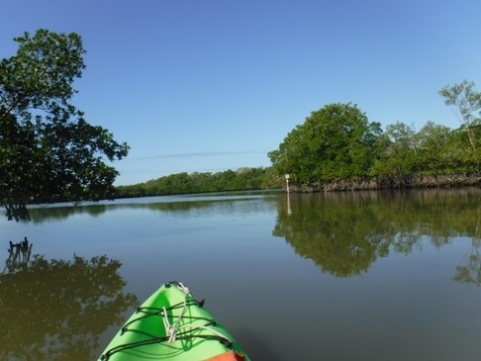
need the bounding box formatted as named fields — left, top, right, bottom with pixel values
left=1, top=189, right=481, bottom=360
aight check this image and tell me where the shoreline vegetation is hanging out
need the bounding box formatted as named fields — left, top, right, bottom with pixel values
left=287, top=173, right=481, bottom=192
left=114, top=167, right=272, bottom=198
left=113, top=168, right=481, bottom=199
left=116, top=82, right=481, bottom=200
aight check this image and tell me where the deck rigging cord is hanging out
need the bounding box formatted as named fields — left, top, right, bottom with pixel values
left=99, top=282, right=234, bottom=361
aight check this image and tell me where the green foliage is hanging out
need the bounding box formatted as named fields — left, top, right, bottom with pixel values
left=268, top=83, right=481, bottom=187
left=415, top=121, right=451, bottom=169
left=439, top=80, right=481, bottom=161
left=370, top=122, right=419, bottom=178
left=269, top=103, right=382, bottom=183
left=115, top=167, right=273, bottom=198
left=369, top=119, right=480, bottom=179
left=0, top=29, right=129, bottom=221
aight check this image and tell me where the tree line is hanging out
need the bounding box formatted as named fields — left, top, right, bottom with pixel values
left=268, top=80, right=481, bottom=191
left=117, top=80, right=481, bottom=198
left=115, top=167, right=277, bottom=198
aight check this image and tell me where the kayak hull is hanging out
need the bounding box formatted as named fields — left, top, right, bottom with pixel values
left=98, top=282, right=250, bottom=361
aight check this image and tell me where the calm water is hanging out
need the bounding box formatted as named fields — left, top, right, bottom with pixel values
left=1, top=189, right=481, bottom=361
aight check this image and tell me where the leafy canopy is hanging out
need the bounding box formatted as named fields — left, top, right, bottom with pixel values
left=0, top=29, right=129, bottom=221
left=268, top=103, right=382, bottom=182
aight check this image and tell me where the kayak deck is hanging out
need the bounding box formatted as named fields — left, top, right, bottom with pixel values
left=98, top=282, right=250, bottom=361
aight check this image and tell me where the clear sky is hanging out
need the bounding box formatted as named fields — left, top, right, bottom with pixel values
left=2, top=0, right=481, bottom=185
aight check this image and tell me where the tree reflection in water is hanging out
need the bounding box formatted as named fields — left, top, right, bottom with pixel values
left=4, top=237, right=32, bottom=273
left=274, top=188, right=481, bottom=283
left=0, top=249, right=138, bottom=361
left=454, top=218, right=481, bottom=286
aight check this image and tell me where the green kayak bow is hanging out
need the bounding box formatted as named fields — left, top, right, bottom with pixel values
left=98, top=282, right=251, bottom=361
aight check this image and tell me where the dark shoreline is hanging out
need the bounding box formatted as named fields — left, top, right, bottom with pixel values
left=286, top=173, right=481, bottom=192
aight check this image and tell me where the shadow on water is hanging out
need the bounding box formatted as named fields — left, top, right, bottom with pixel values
left=0, top=241, right=138, bottom=361
left=274, top=188, right=481, bottom=284
left=234, top=327, right=284, bottom=361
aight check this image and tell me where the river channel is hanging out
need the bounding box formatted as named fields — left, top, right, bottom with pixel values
left=1, top=188, right=481, bottom=360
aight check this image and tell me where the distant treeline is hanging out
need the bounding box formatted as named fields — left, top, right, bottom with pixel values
left=115, top=167, right=278, bottom=198
left=268, top=98, right=481, bottom=191
left=117, top=81, right=481, bottom=197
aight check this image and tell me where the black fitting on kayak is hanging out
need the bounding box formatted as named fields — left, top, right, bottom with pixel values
left=219, top=338, right=233, bottom=349
left=197, top=299, right=205, bottom=307
left=166, top=281, right=185, bottom=288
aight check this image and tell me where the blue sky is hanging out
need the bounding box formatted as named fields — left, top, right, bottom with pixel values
left=2, top=0, right=481, bottom=185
